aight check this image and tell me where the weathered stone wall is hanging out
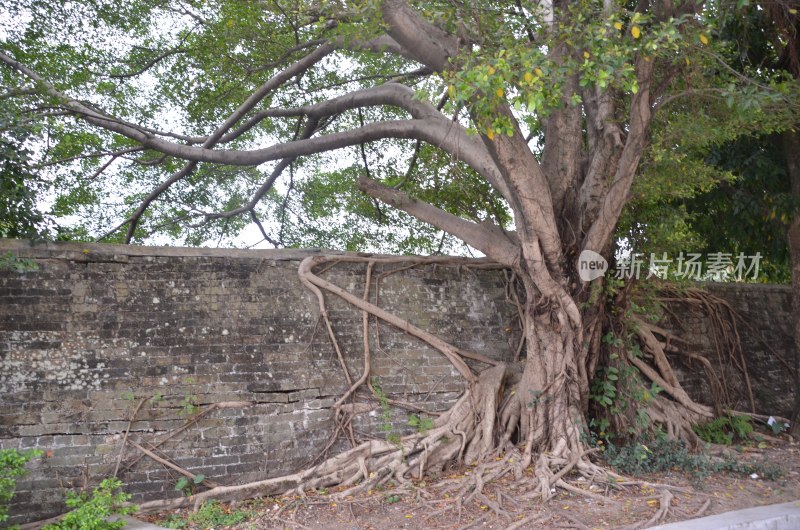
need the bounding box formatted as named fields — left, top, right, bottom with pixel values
left=0, top=240, right=796, bottom=523
left=662, top=283, right=796, bottom=418
left=0, top=240, right=520, bottom=523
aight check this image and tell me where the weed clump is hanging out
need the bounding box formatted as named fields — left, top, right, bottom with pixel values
left=602, top=436, right=783, bottom=481
left=158, top=500, right=254, bottom=529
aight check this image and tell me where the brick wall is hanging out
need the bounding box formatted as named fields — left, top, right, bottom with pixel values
left=0, top=240, right=795, bottom=522
left=661, top=283, right=796, bottom=417
left=0, top=241, right=519, bottom=523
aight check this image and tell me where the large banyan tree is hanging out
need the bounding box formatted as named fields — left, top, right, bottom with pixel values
left=1, top=0, right=794, bottom=511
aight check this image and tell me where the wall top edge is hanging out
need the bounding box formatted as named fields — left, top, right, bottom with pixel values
left=0, top=238, right=343, bottom=261
left=0, top=238, right=496, bottom=265
left=1, top=239, right=791, bottom=292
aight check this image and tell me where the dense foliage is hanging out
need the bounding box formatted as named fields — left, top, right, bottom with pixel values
left=618, top=2, right=800, bottom=281
left=0, top=0, right=794, bottom=254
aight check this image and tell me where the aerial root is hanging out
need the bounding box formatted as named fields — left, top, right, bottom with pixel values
left=33, top=259, right=750, bottom=529
left=127, top=257, right=675, bottom=521
left=655, top=286, right=758, bottom=412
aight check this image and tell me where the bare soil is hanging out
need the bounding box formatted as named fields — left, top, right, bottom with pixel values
left=144, top=438, right=800, bottom=530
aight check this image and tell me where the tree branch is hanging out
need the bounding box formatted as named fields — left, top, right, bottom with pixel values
left=89, top=148, right=145, bottom=181
left=4, top=34, right=519, bottom=252
left=0, top=55, right=456, bottom=169
left=110, top=46, right=187, bottom=79
left=540, top=47, right=582, bottom=216
left=357, top=176, right=519, bottom=266
left=578, top=86, right=624, bottom=227
left=380, top=0, right=562, bottom=268
left=343, top=34, right=421, bottom=64
left=85, top=43, right=333, bottom=242
left=200, top=118, right=320, bottom=222
left=248, top=38, right=329, bottom=74
left=0, top=87, right=38, bottom=99
left=381, top=0, right=461, bottom=72
left=249, top=210, right=280, bottom=247
left=34, top=146, right=143, bottom=169
left=582, top=56, right=656, bottom=255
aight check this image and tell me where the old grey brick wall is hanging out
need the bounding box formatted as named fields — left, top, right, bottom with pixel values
left=662, top=283, right=796, bottom=418
left=0, top=241, right=520, bottom=523
left=0, top=240, right=796, bottom=523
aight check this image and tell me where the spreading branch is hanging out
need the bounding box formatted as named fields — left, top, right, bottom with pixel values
left=357, top=176, right=519, bottom=266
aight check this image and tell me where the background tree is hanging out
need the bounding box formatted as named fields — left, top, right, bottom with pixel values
left=0, top=105, right=54, bottom=240
left=619, top=0, right=800, bottom=431
left=1, top=0, right=796, bottom=508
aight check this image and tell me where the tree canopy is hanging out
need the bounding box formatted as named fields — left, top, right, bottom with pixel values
left=1, top=0, right=794, bottom=254
left=617, top=1, right=800, bottom=282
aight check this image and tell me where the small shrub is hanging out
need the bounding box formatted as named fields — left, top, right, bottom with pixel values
left=371, top=379, right=398, bottom=443
left=693, top=414, right=753, bottom=445
left=716, top=458, right=783, bottom=481
left=178, top=395, right=199, bottom=418
left=384, top=494, right=402, bottom=504
left=1, top=448, right=42, bottom=529
left=190, top=500, right=252, bottom=527
left=157, top=514, right=187, bottom=529
left=158, top=500, right=252, bottom=529
left=174, top=474, right=204, bottom=497
left=43, top=478, right=137, bottom=530
left=408, top=414, right=435, bottom=434
left=768, top=418, right=789, bottom=434
left=0, top=252, right=38, bottom=273
left=604, top=435, right=784, bottom=482
left=604, top=436, right=710, bottom=477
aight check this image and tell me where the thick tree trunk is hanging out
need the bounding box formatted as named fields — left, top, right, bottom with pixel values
left=517, top=310, right=585, bottom=458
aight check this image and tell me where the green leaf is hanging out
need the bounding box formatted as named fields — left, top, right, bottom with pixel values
left=174, top=478, right=189, bottom=492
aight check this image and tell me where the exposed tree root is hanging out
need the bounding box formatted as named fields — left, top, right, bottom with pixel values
left=557, top=510, right=592, bottom=530
left=691, top=498, right=713, bottom=518
left=619, top=489, right=673, bottom=530
left=116, top=400, right=254, bottom=477
left=128, top=441, right=221, bottom=488
left=506, top=514, right=552, bottom=530
left=636, top=286, right=791, bottom=442
left=127, top=257, right=605, bottom=514
left=137, top=364, right=515, bottom=513
left=588, top=280, right=774, bottom=451
left=120, top=259, right=754, bottom=518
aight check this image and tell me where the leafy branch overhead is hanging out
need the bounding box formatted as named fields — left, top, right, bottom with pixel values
left=0, top=0, right=793, bottom=250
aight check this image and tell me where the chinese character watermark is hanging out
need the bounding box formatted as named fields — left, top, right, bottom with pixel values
left=578, top=251, right=762, bottom=282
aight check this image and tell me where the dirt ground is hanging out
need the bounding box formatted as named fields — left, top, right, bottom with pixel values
left=144, top=437, right=800, bottom=530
